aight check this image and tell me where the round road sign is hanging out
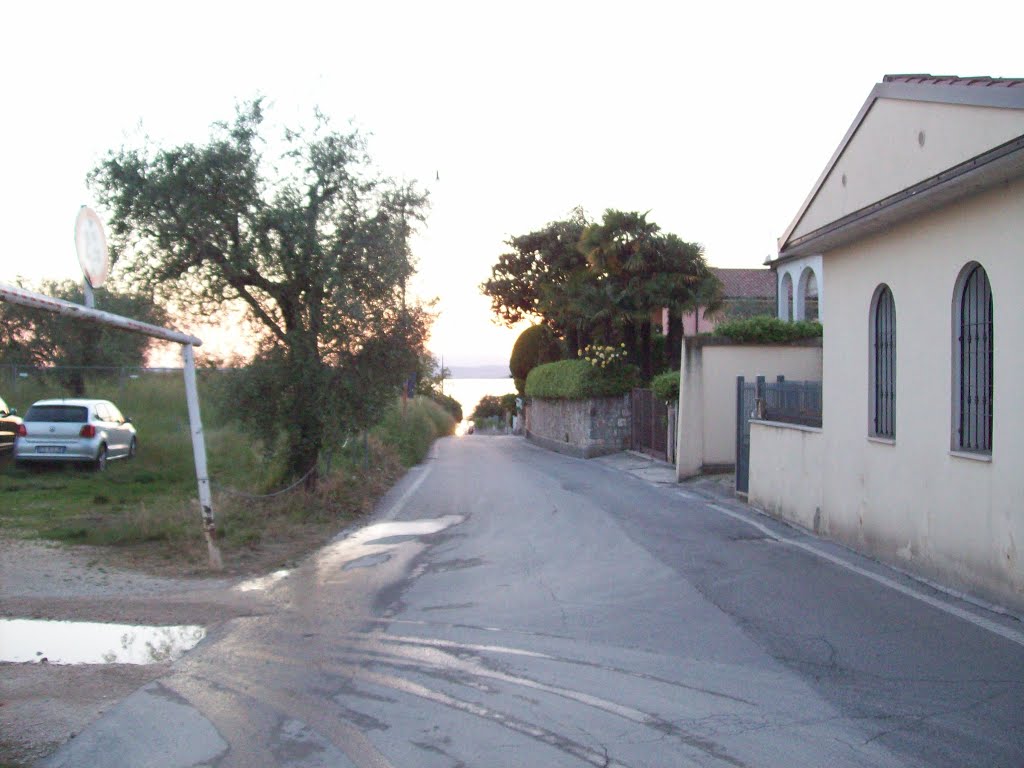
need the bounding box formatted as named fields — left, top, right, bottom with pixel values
left=75, top=206, right=109, bottom=289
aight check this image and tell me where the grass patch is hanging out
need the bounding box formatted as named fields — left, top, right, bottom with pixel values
left=0, top=376, right=454, bottom=574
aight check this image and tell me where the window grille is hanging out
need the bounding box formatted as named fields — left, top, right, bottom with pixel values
left=957, top=265, right=993, bottom=453
left=873, top=286, right=896, bottom=437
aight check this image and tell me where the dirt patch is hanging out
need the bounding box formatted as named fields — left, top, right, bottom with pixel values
left=0, top=536, right=292, bottom=767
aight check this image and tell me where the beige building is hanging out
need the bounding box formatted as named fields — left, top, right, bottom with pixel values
left=752, top=74, right=1024, bottom=610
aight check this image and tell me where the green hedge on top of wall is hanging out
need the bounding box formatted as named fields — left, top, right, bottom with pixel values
left=525, top=359, right=640, bottom=400
left=712, top=316, right=823, bottom=343
left=651, top=370, right=680, bottom=403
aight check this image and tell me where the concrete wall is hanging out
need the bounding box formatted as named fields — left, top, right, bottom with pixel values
left=748, top=421, right=824, bottom=532
left=755, top=175, right=1024, bottom=610
left=794, top=98, right=1024, bottom=239
left=676, top=338, right=823, bottom=479
left=526, top=396, right=631, bottom=459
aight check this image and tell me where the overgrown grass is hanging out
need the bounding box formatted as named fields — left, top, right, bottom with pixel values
left=373, top=396, right=455, bottom=467
left=0, top=375, right=454, bottom=572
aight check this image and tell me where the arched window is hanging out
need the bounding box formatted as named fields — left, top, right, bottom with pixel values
left=871, top=285, right=896, bottom=437
left=954, top=264, right=993, bottom=453
left=798, top=268, right=819, bottom=322
left=780, top=273, right=794, bottom=321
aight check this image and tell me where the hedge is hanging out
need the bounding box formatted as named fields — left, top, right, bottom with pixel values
left=651, top=370, right=679, bottom=403
left=510, top=324, right=562, bottom=393
left=525, top=359, right=640, bottom=400
left=713, top=316, right=822, bottom=343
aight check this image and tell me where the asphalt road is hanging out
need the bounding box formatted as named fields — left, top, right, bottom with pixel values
left=42, top=436, right=1024, bottom=767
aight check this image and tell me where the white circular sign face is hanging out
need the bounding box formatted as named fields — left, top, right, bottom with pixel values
left=75, top=206, right=110, bottom=288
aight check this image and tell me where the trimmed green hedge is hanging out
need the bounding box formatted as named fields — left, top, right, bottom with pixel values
left=525, top=359, right=640, bottom=399
left=713, top=316, right=822, bottom=343
left=510, top=324, right=562, bottom=393
left=651, top=370, right=679, bottom=403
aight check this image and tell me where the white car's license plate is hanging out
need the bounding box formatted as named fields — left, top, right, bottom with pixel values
left=35, top=446, right=66, bottom=454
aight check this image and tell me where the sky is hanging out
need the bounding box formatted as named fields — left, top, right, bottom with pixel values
left=2, top=1, right=1022, bottom=367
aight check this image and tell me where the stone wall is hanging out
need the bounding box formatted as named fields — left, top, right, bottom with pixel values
left=525, top=396, right=631, bottom=459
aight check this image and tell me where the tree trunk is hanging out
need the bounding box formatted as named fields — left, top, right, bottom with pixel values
left=284, top=333, right=325, bottom=488
left=638, top=319, right=653, bottom=382
left=667, top=310, right=683, bottom=371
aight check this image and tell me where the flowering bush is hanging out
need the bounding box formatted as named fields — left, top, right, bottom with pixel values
left=579, top=343, right=627, bottom=369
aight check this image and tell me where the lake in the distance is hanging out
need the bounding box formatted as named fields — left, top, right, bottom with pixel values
left=442, top=377, right=517, bottom=423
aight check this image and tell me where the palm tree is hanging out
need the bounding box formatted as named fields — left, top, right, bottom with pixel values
left=579, top=211, right=713, bottom=380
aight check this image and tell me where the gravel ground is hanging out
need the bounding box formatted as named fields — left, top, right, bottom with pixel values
left=0, top=537, right=270, bottom=766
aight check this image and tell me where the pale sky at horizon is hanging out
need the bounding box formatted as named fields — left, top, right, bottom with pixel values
left=3, top=1, right=1022, bottom=367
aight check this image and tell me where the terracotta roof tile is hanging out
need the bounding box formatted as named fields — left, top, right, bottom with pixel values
left=883, top=73, right=1024, bottom=88
left=710, top=268, right=775, bottom=299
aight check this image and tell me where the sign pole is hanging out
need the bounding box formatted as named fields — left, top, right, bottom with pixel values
left=182, top=343, right=222, bottom=570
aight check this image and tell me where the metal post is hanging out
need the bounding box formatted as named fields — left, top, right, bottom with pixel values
left=83, top=279, right=95, bottom=309
left=182, top=344, right=222, bottom=571
left=735, top=376, right=744, bottom=494
left=755, top=375, right=766, bottom=420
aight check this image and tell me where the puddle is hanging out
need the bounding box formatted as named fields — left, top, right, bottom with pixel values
left=319, top=516, right=463, bottom=575
left=235, top=568, right=292, bottom=592
left=0, top=618, right=206, bottom=665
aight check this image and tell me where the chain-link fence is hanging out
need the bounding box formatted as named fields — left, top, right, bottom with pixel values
left=0, top=364, right=230, bottom=401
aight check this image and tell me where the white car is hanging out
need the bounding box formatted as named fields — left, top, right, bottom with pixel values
left=14, top=398, right=137, bottom=471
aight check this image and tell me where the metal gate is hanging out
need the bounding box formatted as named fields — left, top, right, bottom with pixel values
left=631, top=388, right=668, bottom=461
left=735, top=376, right=758, bottom=494
left=735, top=375, right=823, bottom=494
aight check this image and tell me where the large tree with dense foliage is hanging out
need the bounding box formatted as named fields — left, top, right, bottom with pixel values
left=89, top=101, right=430, bottom=482
left=485, top=208, right=718, bottom=380
left=0, top=279, right=167, bottom=394
left=481, top=207, right=594, bottom=351
left=580, top=210, right=720, bottom=377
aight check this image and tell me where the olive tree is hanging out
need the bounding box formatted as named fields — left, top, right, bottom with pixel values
left=90, top=101, right=430, bottom=482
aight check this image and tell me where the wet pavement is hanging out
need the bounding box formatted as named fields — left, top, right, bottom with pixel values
left=40, top=436, right=1024, bottom=767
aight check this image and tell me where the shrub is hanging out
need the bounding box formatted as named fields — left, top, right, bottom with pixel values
left=472, top=395, right=506, bottom=420
left=510, top=325, right=562, bottom=393
left=525, top=359, right=640, bottom=399
left=430, top=392, right=463, bottom=423
left=713, top=316, right=822, bottom=343
left=651, top=370, right=679, bottom=403
left=373, top=396, right=456, bottom=467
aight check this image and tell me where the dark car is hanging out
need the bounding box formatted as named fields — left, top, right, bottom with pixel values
left=0, top=395, right=22, bottom=453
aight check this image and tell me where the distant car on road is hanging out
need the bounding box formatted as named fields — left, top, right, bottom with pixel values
left=0, top=395, right=22, bottom=453
left=14, top=398, right=137, bottom=471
